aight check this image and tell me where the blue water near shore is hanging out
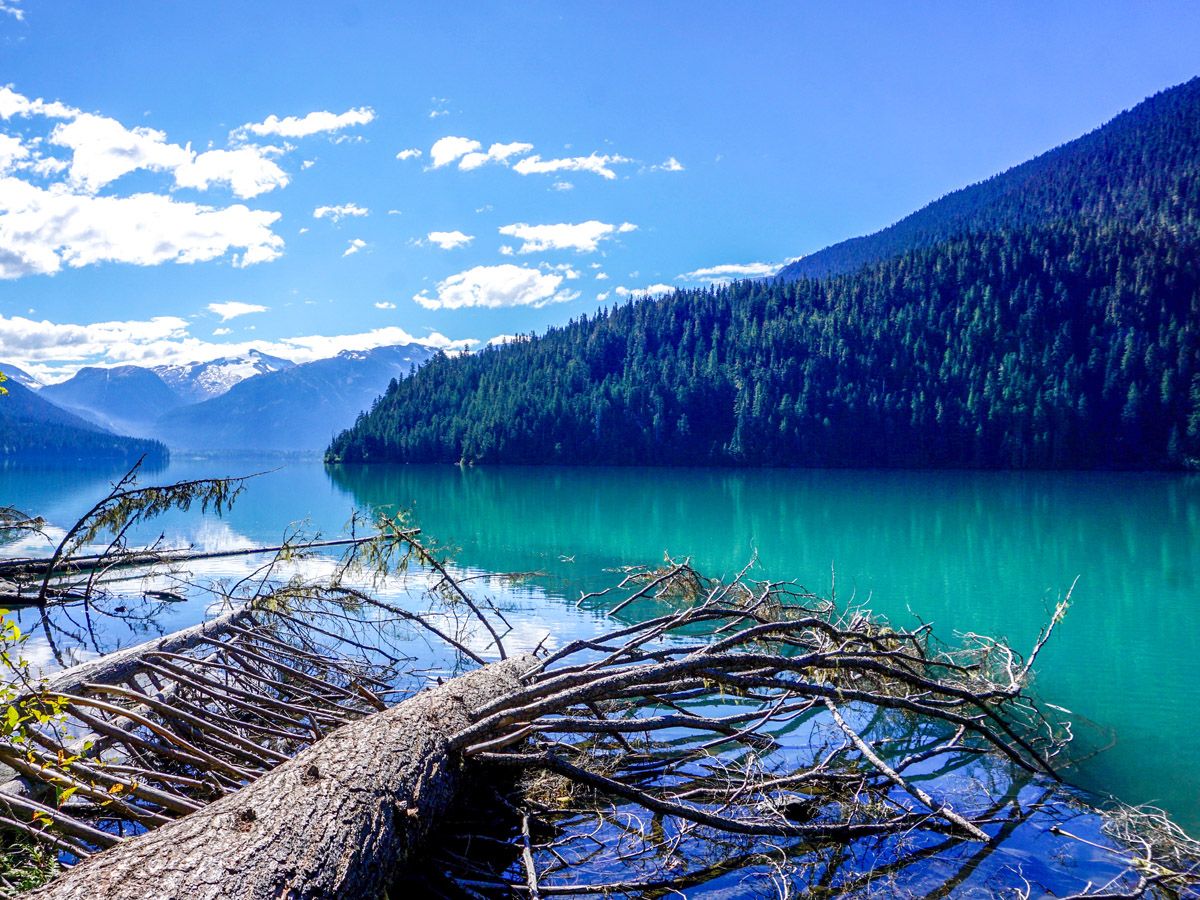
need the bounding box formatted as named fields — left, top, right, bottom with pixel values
left=4, top=458, right=1198, bottom=834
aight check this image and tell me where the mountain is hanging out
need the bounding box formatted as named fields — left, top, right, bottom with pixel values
left=156, top=344, right=434, bottom=453
left=0, top=363, right=42, bottom=390
left=154, top=349, right=295, bottom=403
left=0, top=375, right=168, bottom=465
left=778, top=76, right=1200, bottom=280
left=40, top=366, right=183, bottom=437
left=327, top=78, right=1200, bottom=471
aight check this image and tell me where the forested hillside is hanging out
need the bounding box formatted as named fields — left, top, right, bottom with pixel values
left=328, top=220, right=1200, bottom=469
left=0, top=377, right=169, bottom=465
left=778, top=76, right=1200, bottom=280
left=328, top=77, right=1200, bottom=471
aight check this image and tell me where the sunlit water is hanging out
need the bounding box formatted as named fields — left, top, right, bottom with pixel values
left=3, top=458, right=1198, bottom=836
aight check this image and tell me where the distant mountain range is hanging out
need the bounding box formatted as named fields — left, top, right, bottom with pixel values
left=41, top=365, right=184, bottom=437
left=155, top=345, right=433, bottom=452
left=328, top=76, right=1200, bottom=470
left=154, top=350, right=295, bottom=404
left=2, top=344, right=434, bottom=458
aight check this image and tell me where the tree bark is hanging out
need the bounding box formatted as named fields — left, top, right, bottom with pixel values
left=30, top=654, right=536, bottom=900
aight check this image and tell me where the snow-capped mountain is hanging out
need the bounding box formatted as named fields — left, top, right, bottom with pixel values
left=154, top=349, right=295, bottom=403
left=154, top=344, right=435, bottom=452
left=0, top=362, right=43, bottom=390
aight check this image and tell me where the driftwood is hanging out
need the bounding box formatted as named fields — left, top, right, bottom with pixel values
left=28, top=654, right=536, bottom=900
left=0, top=602, right=400, bottom=857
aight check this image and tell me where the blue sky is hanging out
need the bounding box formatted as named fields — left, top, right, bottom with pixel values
left=1, top=1, right=1199, bottom=382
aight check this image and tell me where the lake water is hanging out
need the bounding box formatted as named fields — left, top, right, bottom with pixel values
left=3, top=458, right=1198, bottom=833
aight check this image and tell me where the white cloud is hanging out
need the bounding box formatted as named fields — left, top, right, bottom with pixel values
left=498, top=220, right=636, bottom=254
left=458, top=141, right=534, bottom=171
left=49, top=113, right=186, bottom=192
left=596, top=291, right=610, bottom=301
left=0, top=133, right=29, bottom=174
left=274, top=327, right=475, bottom=359
left=207, top=301, right=268, bottom=321
left=0, top=313, right=191, bottom=374
left=498, top=245, right=514, bottom=256
left=301, top=159, right=316, bottom=170
left=551, top=180, right=574, bottom=192
left=0, top=1, right=24, bottom=21
left=413, top=264, right=578, bottom=310
left=595, top=271, right=609, bottom=280
left=234, top=107, right=375, bottom=140
left=174, top=146, right=289, bottom=198
left=542, top=263, right=581, bottom=279
left=652, top=156, right=685, bottom=172
left=0, top=176, right=284, bottom=277
left=429, top=136, right=481, bottom=168
left=426, top=230, right=473, bottom=250
left=313, top=202, right=369, bottom=222
left=212, top=327, right=232, bottom=336
left=428, top=137, right=544, bottom=172
left=395, top=148, right=422, bottom=161
left=343, top=238, right=367, bottom=257
left=31, top=156, right=69, bottom=177
left=512, top=152, right=632, bottom=180
left=682, top=261, right=789, bottom=282
left=49, top=113, right=288, bottom=198
left=374, top=301, right=396, bottom=310
left=615, top=283, right=675, bottom=298
left=487, top=334, right=523, bottom=346
left=0, top=86, right=76, bottom=121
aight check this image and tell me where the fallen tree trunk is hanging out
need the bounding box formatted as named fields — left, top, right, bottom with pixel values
left=29, top=653, right=536, bottom=900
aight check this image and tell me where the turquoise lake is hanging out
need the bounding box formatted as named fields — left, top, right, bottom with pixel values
left=3, top=459, right=1198, bottom=832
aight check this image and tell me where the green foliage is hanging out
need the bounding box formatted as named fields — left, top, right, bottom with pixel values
left=0, top=836, right=59, bottom=895
left=328, top=220, right=1200, bottom=470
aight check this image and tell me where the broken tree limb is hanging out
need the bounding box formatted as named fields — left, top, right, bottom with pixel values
left=26, top=607, right=251, bottom=699
left=0, top=537, right=377, bottom=585
left=28, top=654, right=537, bottom=900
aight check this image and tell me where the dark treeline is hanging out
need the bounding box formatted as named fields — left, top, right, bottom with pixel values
left=779, top=76, right=1200, bottom=280
left=328, top=219, right=1200, bottom=469
left=0, top=419, right=169, bottom=465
